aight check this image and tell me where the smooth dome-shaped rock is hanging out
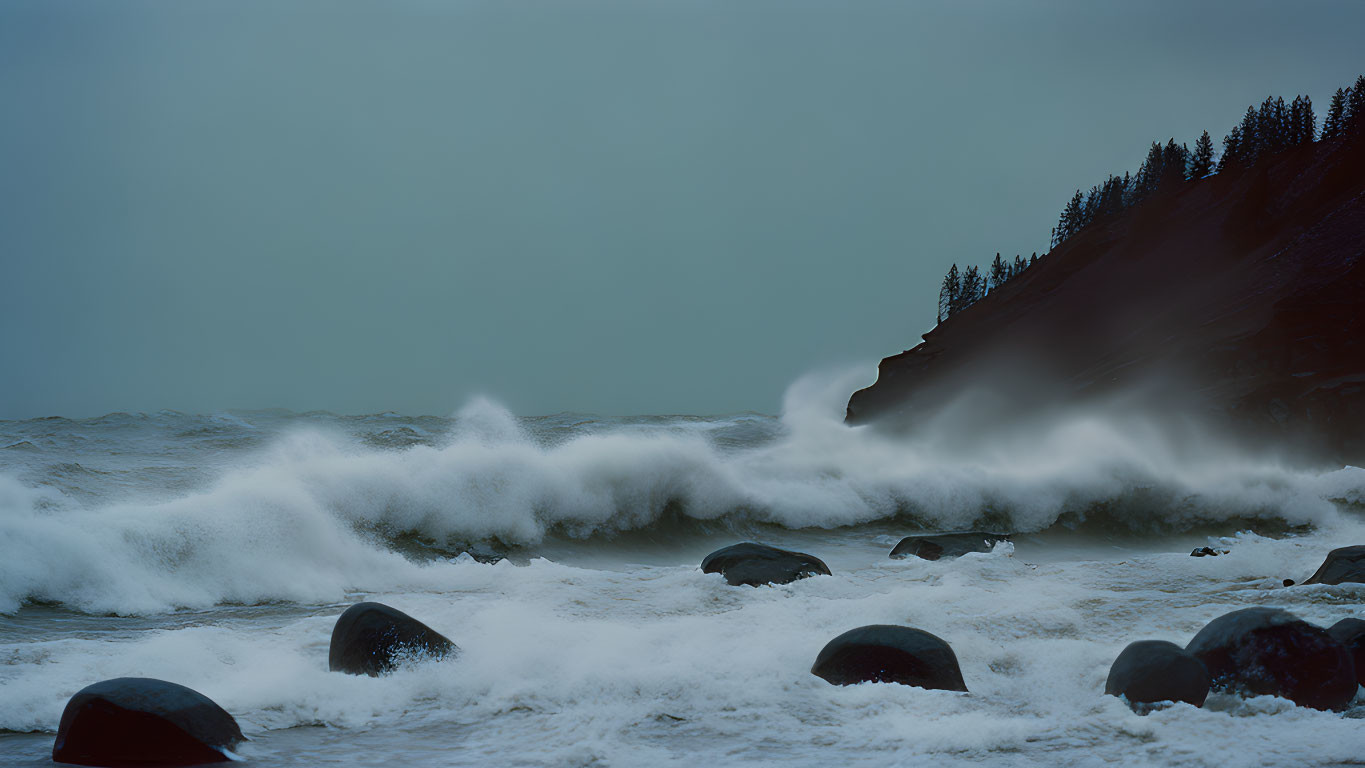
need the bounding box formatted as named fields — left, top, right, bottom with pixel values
left=1303, top=545, right=1365, bottom=585
left=889, top=532, right=1010, bottom=561
left=1105, top=640, right=1210, bottom=709
left=811, top=625, right=968, bottom=691
left=52, top=677, right=243, bottom=767
left=328, top=602, right=458, bottom=677
left=700, top=542, right=831, bottom=587
left=1327, top=618, right=1365, bottom=686
left=1185, top=607, right=1356, bottom=711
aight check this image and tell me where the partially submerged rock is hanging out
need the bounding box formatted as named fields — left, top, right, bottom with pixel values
left=459, top=546, right=506, bottom=564
left=1105, top=640, right=1210, bottom=709
left=328, top=602, right=458, bottom=677
left=1302, top=545, right=1365, bottom=585
left=1327, top=618, right=1365, bottom=687
left=52, top=677, right=243, bottom=766
left=889, top=532, right=1010, bottom=561
left=1190, top=547, right=1228, bottom=557
left=1185, top=607, right=1356, bottom=711
left=810, top=624, right=968, bottom=691
left=700, top=542, right=831, bottom=587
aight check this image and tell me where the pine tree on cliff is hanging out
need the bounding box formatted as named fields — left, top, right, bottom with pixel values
left=988, top=253, right=1009, bottom=291
left=937, top=264, right=960, bottom=324
left=1132, top=142, right=1165, bottom=198
left=1188, top=130, right=1215, bottom=179
left=1097, top=174, right=1126, bottom=217
left=958, top=266, right=983, bottom=312
left=1219, top=125, right=1243, bottom=172
left=1323, top=87, right=1349, bottom=139
left=1237, top=105, right=1261, bottom=163
left=1055, top=190, right=1084, bottom=246
left=1013, top=254, right=1026, bottom=277
left=1029, top=253, right=1038, bottom=267
left=1082, top=186, right=1101, bottom=228
left=1160, top=139, right=1189, bottom=188
left=1303, top=95, right=1317, bottom=143
left=1257, top=96, right=1289, bottom=152
left=1348, top=76, right=1365, bottom=131
left=1289, top=96, right=1316, bottom=144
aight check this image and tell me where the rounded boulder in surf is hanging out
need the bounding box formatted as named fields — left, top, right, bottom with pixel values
left=1185, top=607, right=1356, bottom=711
left=328, top=602, right=458, bottom=677
left=1105, top=640, right=1210, bottom=709
left=700, top=542, right=831, bottom=587
left=52, top=677, right=244, bottom=766
left=811, top=625, right=968, bottom=691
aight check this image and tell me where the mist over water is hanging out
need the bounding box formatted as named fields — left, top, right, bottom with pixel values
left=2, top=370, right=1365, bottom=766
left=1, top=368, right=1361, bottom=616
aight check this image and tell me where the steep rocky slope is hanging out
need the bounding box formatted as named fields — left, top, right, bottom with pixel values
left=847, top=133, right=1365, bottom=463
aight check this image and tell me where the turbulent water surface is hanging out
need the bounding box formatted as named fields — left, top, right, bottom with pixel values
left=2, top=373, right=1363, bottom=767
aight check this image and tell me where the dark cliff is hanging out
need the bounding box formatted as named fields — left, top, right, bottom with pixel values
left=847, top=133, right=1365, bottom=464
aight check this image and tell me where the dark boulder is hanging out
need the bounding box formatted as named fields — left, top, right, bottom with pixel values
left=700, top=542, right=831, bottom=587
left=1302, top=545, right=1365, bottom=585
left=1327, top=618, right=1365, bottom=686
left=1190, top=547, right=1228, bottom=557
left=460, top=546, right=505, bottom=564
left=1104, top=640, right=1210, bottom=709
left=810, top=624, right=968, bottom=691
left=328, top=602, right=458, bottom=677
left=889, top=532, right=1010, bottom=561
left=52, top=677, right=243, bottom=766
left=1185, top=607, right=1356, bottom=710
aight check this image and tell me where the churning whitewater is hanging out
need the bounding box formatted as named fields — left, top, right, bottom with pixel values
left=2, top=370, right=1364, bottom=767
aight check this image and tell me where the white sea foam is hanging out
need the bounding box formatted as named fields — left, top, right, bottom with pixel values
left=1, top=534, right=1361, bottom=766
left=0, top=369, right=1362, bottom=615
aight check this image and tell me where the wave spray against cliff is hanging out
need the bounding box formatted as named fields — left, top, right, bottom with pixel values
left=1, top=368, right=1362, bottom=615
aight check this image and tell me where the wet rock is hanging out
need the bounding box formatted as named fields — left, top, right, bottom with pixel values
left=811, top=625, right=967, bottom=691
left=328, top=602, right=458, bottom=677
left=459, top=546, right=505, bottom=564
left=1327, top=618, right=1365, bottom=686
left=1303, top=545, right=1365, bottom=585
left=52, top=677, right=243, bottom=766
left=1105, top=640, right=1210, bottom=709
left=1190, top=547, right=1229, bottom=557
left=1185, top=607, right=1356, bottom=711
left=700, top=542, right=831, bottom=587
left=889, top=532, right=1010, bottom=561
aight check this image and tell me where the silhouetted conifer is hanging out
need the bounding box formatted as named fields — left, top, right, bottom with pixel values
left=1055, top=190, right=1084, bottom=246
left=938, top=264, right=960, bottom=324
left=959, top=266, right=983, bottom=310
left=1013, top=254, right=1026, bottom=277
left=988, top=253, right=1009, bottom=291
left=1097, top=174, right=1126, bottom=217
left=1132, top=142, right=1164, bottom=198
left=1289, top=96, right=1315, bottom=144
left=1237, top=105, right=1260, bottom=163
left=1082, top=186, right=1101, bottom=227
left=1189, top=130, right=1215, bottom=178
left=1348, top=76, right=1365, bottom=130
left=1257, top=96, right=1288, bottom=152
left=1160, top=139, right=1190, bottom=188
left=1323, top=87, right=1349, bottom=139
left=1219, top=125, right=1243, bottom=172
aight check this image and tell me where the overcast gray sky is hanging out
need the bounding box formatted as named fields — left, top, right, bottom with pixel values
left=2, top=0, right=1363, bottom=418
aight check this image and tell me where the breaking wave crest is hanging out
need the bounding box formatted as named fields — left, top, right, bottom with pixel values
left=1, top=369, right=1362, bottom=614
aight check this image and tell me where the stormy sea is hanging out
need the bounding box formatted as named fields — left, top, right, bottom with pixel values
left=2, top=370, right=1363, bottom=767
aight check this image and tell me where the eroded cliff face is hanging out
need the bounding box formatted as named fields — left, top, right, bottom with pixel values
left=847, top=133, right=1365, bottom=464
